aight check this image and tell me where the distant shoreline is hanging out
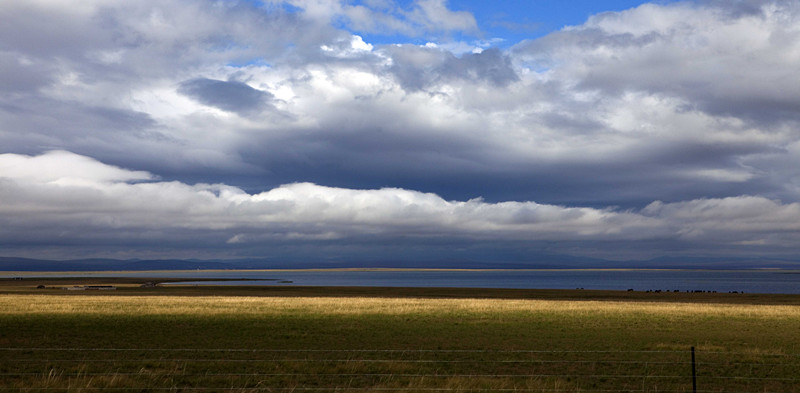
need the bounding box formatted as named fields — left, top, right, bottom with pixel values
left=4, top=268, right=799, bottom=296
left=3, top=267, right=800, bottom=276
left=3, top=277, right=800, bottom=305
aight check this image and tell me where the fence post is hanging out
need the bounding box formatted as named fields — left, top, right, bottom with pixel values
left=691, top=346, right=697, bottom=393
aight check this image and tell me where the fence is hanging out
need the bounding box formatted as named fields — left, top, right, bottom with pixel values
left=1, top=347, right=799, bottom=392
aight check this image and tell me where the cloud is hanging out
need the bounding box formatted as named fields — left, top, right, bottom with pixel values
left=0, top=152, right=659, bottom=241
left=0, top=150, right=153, bottom=184
left=643, top=196, right=800, bottom=247
left=286, top=0, right=478, bottom=37
left=385, top=46, right=518, bottom=91
left=514, top=1, right=800, bottom=125
left=4, top=152, right=800, bottom=259
left=0, top=52, right=55, bottom=93
left=408, top=0, right=478, bottom=34
left=178, top=78, right=275, bottom=115
left=3, top=1, right=800, bottom=260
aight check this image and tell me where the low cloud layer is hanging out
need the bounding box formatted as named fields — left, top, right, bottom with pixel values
left=2, top=151, right=800, bottom=260
left=2, top=1, right=800, bottom=262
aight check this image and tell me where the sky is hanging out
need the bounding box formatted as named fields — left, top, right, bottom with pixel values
left=2, top=0, right=800, bottom=265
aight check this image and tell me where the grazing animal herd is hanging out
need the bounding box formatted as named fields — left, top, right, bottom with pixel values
left=625, top=288, right=744, bottom=294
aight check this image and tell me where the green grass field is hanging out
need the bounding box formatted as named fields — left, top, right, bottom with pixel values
left=1, top=278, right=800, bottom=392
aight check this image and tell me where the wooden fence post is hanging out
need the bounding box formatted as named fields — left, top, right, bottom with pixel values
left=691, top=346, right=697, bottom=393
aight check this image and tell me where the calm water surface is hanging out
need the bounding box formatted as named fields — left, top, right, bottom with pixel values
left=8, top=269, right=800, bottom=294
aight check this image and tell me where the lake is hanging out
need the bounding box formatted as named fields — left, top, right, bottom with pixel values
left=7, top=269, right=800, bottom=294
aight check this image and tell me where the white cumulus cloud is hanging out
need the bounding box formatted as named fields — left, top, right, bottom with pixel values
left=3, top=152, right=800, bottom=258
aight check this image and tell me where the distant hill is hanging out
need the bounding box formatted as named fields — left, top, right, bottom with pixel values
left=2, top=254, right=800, bottom=272
left=0, top=257, right=232, bottom=272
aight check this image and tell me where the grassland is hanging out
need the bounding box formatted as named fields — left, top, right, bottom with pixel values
left=1, top=278, right=800, bottom=392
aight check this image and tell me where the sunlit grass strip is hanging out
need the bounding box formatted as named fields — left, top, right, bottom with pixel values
left=3, top=294, right=800, bottom=318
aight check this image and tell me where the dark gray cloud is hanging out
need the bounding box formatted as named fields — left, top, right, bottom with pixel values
left=699, top=0, right=781, bottom=17
left=450, top=48, right=519, bottom=86
left=386, top=46, right=518, bottom=91
left=178, top=78, right=274, bottom=115
left=0, top=53, right=55, bottom=93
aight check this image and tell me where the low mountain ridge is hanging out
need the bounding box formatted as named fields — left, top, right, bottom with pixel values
left=2, top=255, right=799, bottom=271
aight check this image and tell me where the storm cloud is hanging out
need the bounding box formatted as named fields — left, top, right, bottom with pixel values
left=178, top=78, right=275, bottom=115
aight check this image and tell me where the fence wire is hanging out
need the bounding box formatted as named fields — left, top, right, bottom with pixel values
left=1, top=348, right=799, bottom=393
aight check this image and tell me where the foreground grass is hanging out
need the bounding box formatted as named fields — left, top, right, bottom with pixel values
left=1, top=291, right=800, bottom=392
